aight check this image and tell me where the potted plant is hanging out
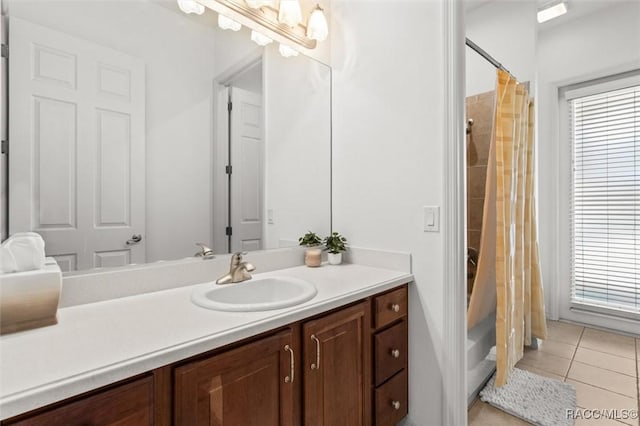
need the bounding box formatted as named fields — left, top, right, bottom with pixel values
left=323, top=232, right=347, bottom=265
left=299, top=231, right=322, bottom=267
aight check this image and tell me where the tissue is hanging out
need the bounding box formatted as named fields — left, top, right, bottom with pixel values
left=1, top=232, right=46, bottom=273
left=1, top=246, right=18, bottom=273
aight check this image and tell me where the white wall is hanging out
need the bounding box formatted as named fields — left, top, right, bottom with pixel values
left=263, top=46, right=331, bottom=247
left=6, top=0, right=218, bottom=262
left=465, top=0, right=536, bottom=96
left=537, top=2, right=640, bottom=320
left=331, top=1, right=446, bottom=424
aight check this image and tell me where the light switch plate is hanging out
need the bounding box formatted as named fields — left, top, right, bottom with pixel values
left=423, top=206, right=440, bottom=232
left=267, top=209, right=274, bottom=224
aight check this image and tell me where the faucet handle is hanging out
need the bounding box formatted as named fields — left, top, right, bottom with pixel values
left=230, top=251, right=247, bottom=265
left=195, top=243, right=214, bottom=258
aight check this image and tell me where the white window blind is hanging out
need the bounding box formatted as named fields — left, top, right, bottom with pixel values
left=569, top=82, right=640, bottom=318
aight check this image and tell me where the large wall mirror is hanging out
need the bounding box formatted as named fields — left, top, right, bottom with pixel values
left=3, top=0, right=331, bottom=273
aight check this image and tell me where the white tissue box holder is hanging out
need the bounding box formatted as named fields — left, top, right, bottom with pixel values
left=0, top=257, right=62, bottom=335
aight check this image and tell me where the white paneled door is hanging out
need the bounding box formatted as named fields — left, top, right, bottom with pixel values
left=229, top=87, right=263, bottom=253
left=9, top=17, right=145, bottom=271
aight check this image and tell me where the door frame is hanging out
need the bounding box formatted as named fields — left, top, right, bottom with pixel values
left=442, top=1, right=467, bottom=425
left=1, top=4, right=7, bottom=241
left=212, top=49, right=263, bottom=254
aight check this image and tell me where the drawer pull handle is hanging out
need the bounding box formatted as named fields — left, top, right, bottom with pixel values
left=284, top=345, right=294, bottom=383
left=390, top=349, right=400, bottom=358
left=311, top=334, right=320, bottom=370
left=391, top=400, right=401, bottom=410
left=390, top=303, right=400, bottom=313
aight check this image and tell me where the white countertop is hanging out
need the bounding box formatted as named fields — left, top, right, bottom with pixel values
left=0, top=263, right=412, bottom=420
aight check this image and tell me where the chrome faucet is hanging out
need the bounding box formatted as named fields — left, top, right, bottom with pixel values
left=216, top=252, right=256, bottom=284
left=195, top=243, right=215, bottom=259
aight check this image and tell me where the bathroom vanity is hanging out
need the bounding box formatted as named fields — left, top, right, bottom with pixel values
left=0, top=256, right=411, bottom=426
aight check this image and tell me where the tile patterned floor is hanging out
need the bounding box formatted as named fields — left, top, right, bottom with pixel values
left=469, top=321, right=640, bottom=425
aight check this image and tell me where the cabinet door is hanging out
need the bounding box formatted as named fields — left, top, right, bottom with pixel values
left=303, top=302, right=368, bottom=426
left=3, top=376, right=153, bottom=426
left=174, top=329, right=297, bottom=426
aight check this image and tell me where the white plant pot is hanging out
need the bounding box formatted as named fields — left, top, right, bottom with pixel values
left=327, top=252, right=342, bottom=265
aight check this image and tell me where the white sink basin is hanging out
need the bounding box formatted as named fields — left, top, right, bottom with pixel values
left=191, top=276, right=317, bottom=312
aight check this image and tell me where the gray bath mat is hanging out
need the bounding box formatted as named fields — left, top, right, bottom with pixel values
left=480, top=367, right=576, bottom=426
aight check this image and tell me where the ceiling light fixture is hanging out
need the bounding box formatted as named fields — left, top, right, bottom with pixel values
left=537, top=1, right=567, bottom=23
left=177, top=0, right=205, bottom=15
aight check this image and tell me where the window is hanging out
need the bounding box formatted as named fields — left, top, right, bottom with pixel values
left=568, top=78, right=640, bottom=318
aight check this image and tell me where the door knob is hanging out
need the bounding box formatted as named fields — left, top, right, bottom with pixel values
left=391, top=400, right=401, bottom=410
left=390, top=349, right=400, bottom=358
left=125, top=234, right=142, bottom=245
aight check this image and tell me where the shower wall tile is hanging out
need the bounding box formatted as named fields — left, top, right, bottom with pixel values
left=468, top=230, right=481, bottom=252
left=471, top=128, right=492, bottom=166
left=466, top=90, right=494, bottom=277
left=468, top=166, right=487, bottom=199
left=468, top=198, right=485, bottom=231
left=466, top=90, right=494, bottom=168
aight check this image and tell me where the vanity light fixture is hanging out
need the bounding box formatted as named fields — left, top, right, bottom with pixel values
left=278, top=0, right=303, bottom=27
left=218, top=14, right=242, bottom=31
left=279, top=43, right=299, bottom=58
left=177, top=0, right=205, bottom=14
left=251, top=30, right=273, bottom=46
left=306, top=4, right=328, bottom=42
left=245, top=0, right=276, bottom=8
left=185, top=0, right=329, bottom=55
left=537, top=1, right=567, bottom=23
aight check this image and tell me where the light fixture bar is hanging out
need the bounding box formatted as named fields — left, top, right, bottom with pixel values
left=197, top=0, right=317, bottom=49
left=537, top=2, right=567, bottom=23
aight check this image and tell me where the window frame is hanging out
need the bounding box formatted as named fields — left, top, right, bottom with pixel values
left=558, top=71, right=640, bottom=330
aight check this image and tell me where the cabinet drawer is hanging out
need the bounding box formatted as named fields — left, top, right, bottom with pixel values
left=374, top=287, right=407, bottom=329
left=374, top=319, right=407, bottom=386
left=4, top=376, right=153, bottom=426
left=375, top=369, right=408, bottom=426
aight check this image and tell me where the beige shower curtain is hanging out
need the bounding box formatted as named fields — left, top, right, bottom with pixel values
left=467, top=69, right=548, bottom=387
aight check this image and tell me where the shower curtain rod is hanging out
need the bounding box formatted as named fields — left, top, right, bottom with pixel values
left=465, top=38, right=517, bottom=80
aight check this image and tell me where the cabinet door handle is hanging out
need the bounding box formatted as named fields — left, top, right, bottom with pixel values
left=390, top=303, right=400, bottom=313
left=310, top=334, right=320, bottom=370
left=390, top=348, right=400, bottom=358
left=284, top=345, right=294, bottom=383
left=391, top=400, right=401, bottom=410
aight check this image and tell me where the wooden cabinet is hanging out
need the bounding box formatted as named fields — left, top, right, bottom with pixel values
left=3, top=376, right=153, bottom=426
left=374, top=319, right=408, bottom=386
left=174, top=328, right=297, bottom=426
left=371, top=286, right=409, bottom=426
left=2, top=285, right=409, bottom=426
left=302, top=302, right=370, bottom=426
left=375, top=370, right=408, bottom=426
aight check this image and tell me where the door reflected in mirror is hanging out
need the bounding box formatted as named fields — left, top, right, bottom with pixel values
left=5, top=0, right=331, bottom=273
